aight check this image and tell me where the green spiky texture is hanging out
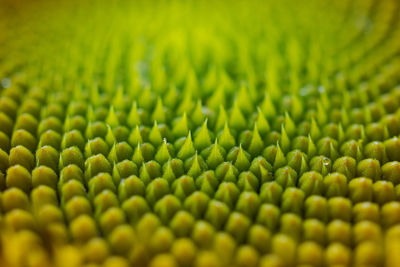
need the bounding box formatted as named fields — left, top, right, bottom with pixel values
left=1, top=0, right=400, bottom=266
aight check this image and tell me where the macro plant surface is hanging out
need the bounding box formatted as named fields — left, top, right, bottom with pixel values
left=1, top=0, right=400, bottom=266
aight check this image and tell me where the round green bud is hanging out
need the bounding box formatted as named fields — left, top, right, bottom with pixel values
left=193, top=251, right=220, bottom=267
left=265, top=131, right=281, bottom=146
left=237, top=171, right=259, bottom=192
left=85, top=138, right=109, bottom=158
left=38, top=117, right=63, bottom=136
left=366, top=122, right=386, bottom=141
left=327, top=220, right=351, bottom=246
left=170, top=211, right=195, bottom=237
left=235, top=245, right=259, bottom=267
left=328, top=197, right=352, bottom=221
left=247, top=225, right=271, bottom=255
left=59, top=164, right=84, bottom=185
left=65, top=115, right=86, bottom=133
left=262, top=145, right=277, bottom=166
left=86, top=121, right=108, bottom=139
left=140, top=160, right=161, bottom=184
left=249, top=156, right=273, bottom=184
left=14, top=113, right=38, bottom=136
left=373, top=180, right=395, bottom=205
left=172, top=175, right=196, bottom=200
left=259, top=255, right=284, bottom=267
left=256, top=204, right=280, bottom=232
left=68, top=101, right=88, bottom=119
left=212, top=232, right=236, bottom=266
left=353, top=202, right=380, bottom=223
left=349, top=177, right=373, bottom=203
left=9, top=145, right=35, bottom=171
left=43, top=103, right=64, bottom=120
left=60, top=180, right=86, bottom=203
left=325, top=243, right=351, bottom=266
left=323, top=172, right=347, bottom=198
left=259, top=181, right=283, bottom=206
left=61, top=130, right=85, bottom=151
left=2, top=187, right=29, bottom=212
left=93, top=190, right=119, bottom=215
left=113, top=160, right=138, bottom=185
left=364, top=141, right=388, bottom=164
left=118, top=175, right=145, bottom=202
left=171, top=238, right=197, bottom=267
left=280, top=213, right=302, bottom=241
left=382, top=201, right=400, bottom=228
left=291, top=136, right=308, bottom=153
left=191, top=220, right=215, bottom=248
left=0, top=96, right=18, bottom=119
left=6, top=165, right=32, bottom=193
left=112, top=126, right=130, bottom=143
left=163, top=158, right=184, bottom=180
left=44, top=223, right=69, bottom=246
left=195, top=170, right=218, bottom=197
left=297, top=241, right=323, bottom=267
left=275, top=166, right=297, bottom=188
left=317, top=137, right=338, bottom=160
left=83, top=238, right=110, bottom=264
left=304, top=195, right=328, bottom=222
left=136, top=213, right=161, bottom=242
left=224, top=212, right=251, bottom=243
left=226, top=146, right=251, bottom=172
left=382, top=161, right=400, bottom=185
left=60, top=146, right=85, bottom=170
left=340, top=140, right=362, bottom=161
left=382, top=114, right=400, bottom=137
left=385, top=137, right=400, bottom=161
left=332, top=156, right=356, bottom=179
left=236, top=191, right=260, bottom=219
left=203, top=199, right=229, bottom=230
left=31, top=185, right=58, bottom=211
left=215, top=162, right=239, bottom=183
left=353, top=221, right=382, bottom=245
left=357, top=159, right=382, bottom=181
left=298, top=171, right=323, bottom=196
left=88, top=173, right=116, bottom=198
left=122, top=196, right=150, bottom=224
left=85, top=154, right=112, bottom=181
left=139, top=143, right=156, bottom=162
left=146, top=178, right=170, bottom=205
left=354, top=241, right=383, bottom=266
left=109, top=142, right=133, bottom=163
left=281, top=187, right=305, bottom=214
left=39, top=130, right=61, bottom=150
left=214, top=182, right=240, bottom=209
left=69, top=215, right=98, bottom=243
left=154, top=194, right=182, bottom=224
left=19, top=99, right=41, bottom=119
left=184, top=191, right=210, bottom=219
left=64, top=196, right=92, bottom=222
left=36, top=204, right=64, bottom=226
left=36, top=145, right=59, bottom=172
left=149, top=226, right=175, bottom=254
left=345, top=124, right=364, bottom=140
left=4, top=209, right=36, bottom=232
left=99, top=207, right=126, bottom=236
left=302, top=219, right=325, bottom=245
left=309, top=156, right=331, bottom=176
left=271, top=234, right=296, bottom=266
